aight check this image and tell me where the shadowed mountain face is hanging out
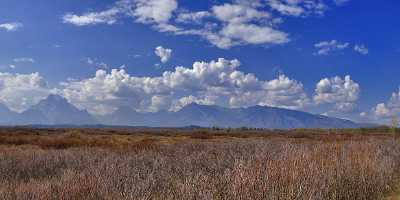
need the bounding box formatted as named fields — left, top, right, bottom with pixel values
left=15, top=95, right=97, bottom=125
left=100, top=103, right=360, bottom=129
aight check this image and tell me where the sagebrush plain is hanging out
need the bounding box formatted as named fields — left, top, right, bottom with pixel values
left=0, top=128, right=399, bottom=200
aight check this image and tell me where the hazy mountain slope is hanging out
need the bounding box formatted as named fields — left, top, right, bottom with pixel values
left=15, top=95, right=97, bottom=125
left=102, top=103, right=360, bottom=128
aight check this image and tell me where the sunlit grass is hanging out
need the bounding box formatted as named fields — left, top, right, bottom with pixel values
left=0, top=128, right=399, bottom=199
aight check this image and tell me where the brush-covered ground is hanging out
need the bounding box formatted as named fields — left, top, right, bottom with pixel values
left=0, top=127, right=399, bottom=200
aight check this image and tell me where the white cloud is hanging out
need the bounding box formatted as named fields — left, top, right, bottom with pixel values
left=61, top=58, right=310, bottom=115
left=359, top=112, right=367, bottom=117
left=373, top=89, right=400, bottom=118
left=13, top=57, right=35, bottom=63
left=314, top=40, right=349, bottom=55
left=130, top=0, right=178, bottom=24
left=0, top=72, right=52, bottom=112
left=63, top=8, right=120, bottom=26
left=0, top=22, right=23, bottom=32
left=314, top=75, right=360, bottom=112
left=154, top=46, right=172, bottom=63
left=61, top=1, right=288, bottom=49
left=170, top=95, right=216, bottom=112
left=63, top=0, right=181, bottom=35
left=208, top=3, right=288, bottom=48
left=212, top=3, right=271, bottom=23
left=354, top=44, right=369, bottom=55
left=62, top=0, right=348, bottom=49
left=267, top=0, right=327, bottom=17
left=219, top=23, right=289, bottom=47
left=268, top=0, right=305, bottom=17
left=174, top=3, right=289, bottom=49
left=176, top=11, right=211, bottom=24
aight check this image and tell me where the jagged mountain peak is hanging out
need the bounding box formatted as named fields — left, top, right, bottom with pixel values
left=15, top=94, right=97, bottom=125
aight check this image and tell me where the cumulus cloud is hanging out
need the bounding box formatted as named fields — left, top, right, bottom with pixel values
left=314, top=75, right=360, bottom=112
left=0, top=72, right=52, bottom=112
left=373, top=89, right=400, bottom=118
left=354, top=44, right=369, bottom=55
left=61, top=58, right=310, bottom=115
left=314, top=40, right=350, bottom=55
left=0, top=22, right=23, bottom=32
left=154, top=46, right=172, bottom=63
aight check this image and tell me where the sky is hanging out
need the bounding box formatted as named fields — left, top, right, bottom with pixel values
left=0, top=0, right=399, bottom=124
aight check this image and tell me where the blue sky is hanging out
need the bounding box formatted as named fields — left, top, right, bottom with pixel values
left=0, top=0, right=399, bottom=123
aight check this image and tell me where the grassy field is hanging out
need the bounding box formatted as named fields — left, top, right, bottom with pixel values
left=0, top=127, right=399, bottom=199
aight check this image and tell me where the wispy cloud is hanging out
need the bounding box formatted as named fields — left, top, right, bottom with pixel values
left=0, top=22, right=23, bottom=32
left=334, top=0, right=351, bottom=5
left=267, top=0, right=327, bottom=17
left=63, top=8, right=120, bottom=26
left=314, top=40, right=349, bottom=55
left=85, top=57, right=109, bottom=69
left=354, top=44, right=369, bottom=55
left=13, top=57, right=35, bottom=63
left=62, top=0, right=348, bottom=49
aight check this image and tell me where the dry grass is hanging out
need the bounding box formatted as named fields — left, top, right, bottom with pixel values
left=0, top=128, right=399, bottom=199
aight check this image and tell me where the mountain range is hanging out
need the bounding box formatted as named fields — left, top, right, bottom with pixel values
left=0, top=94, right=361, bottom=128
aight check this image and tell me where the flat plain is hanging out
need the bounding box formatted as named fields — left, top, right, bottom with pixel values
left=0, top=127, right=399, bottom=200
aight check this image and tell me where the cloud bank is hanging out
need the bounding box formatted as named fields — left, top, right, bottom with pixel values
left=61, top=58, right=309, bottom=115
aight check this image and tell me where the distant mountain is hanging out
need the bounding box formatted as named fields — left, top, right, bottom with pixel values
left=101, top=103, right=360, bottom=129
left=97, top=106, right=145, bottom=126
left=1, top=96, right=361, bottom=128
left=15, top=95, right=97, bottom=125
